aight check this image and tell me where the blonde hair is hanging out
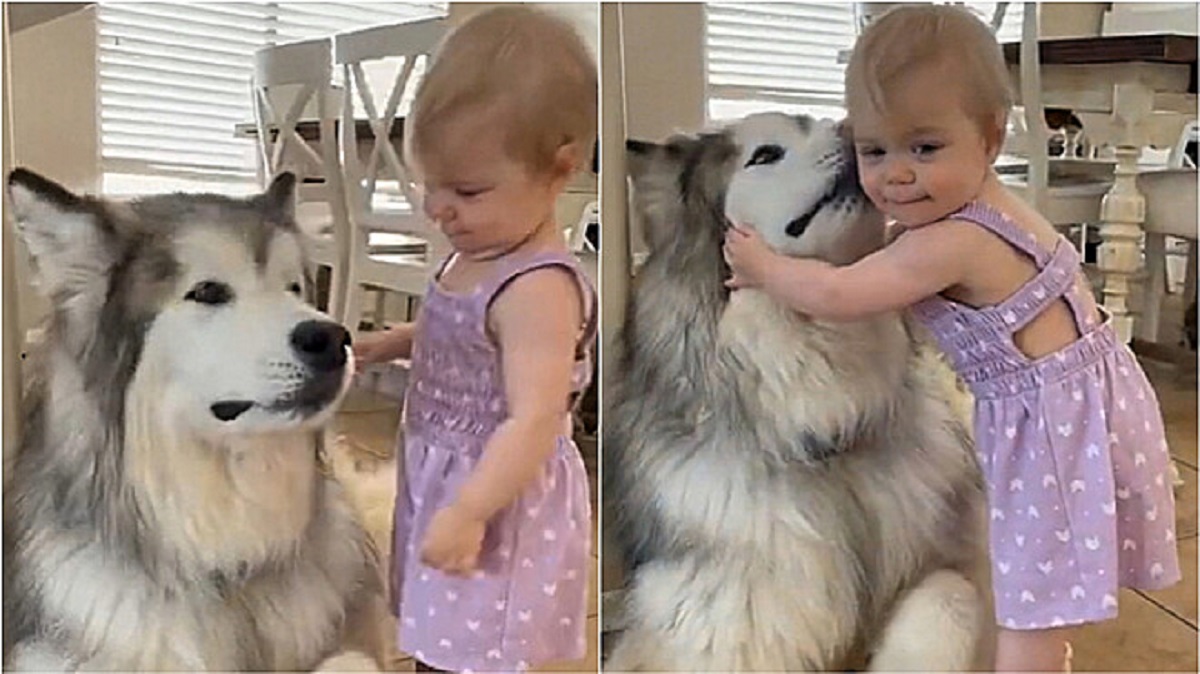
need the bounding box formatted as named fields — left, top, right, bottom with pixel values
left=408, top=6, right=597, bottom=177
left=845, top=5, right=1012, bottom=140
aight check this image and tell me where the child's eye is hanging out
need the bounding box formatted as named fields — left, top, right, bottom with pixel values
left=913, top=143, right=942, bottom=157
left=455, top=187, right=490, bottom=198
left=856, top=147, right=884, bottom=160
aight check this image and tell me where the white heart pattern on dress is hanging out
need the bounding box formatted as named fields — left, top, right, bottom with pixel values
left=1020, top=590, right=1036, bottom=603
left=998, top=561, right=1011, bottom=575
left=1057, top=423, right=1073, bottom=437
left=1005, top=426, right=1018, bottom=439
left=1015, top=534, right=1026, bottom=547
left=1043, top=474, right=1058, bottom=488
left=439, top=638, right=452, bottom=649
left=487, top=649, right=503, bottom=661
left=1146, top=506, right=1158, bottom=521
left=1084, top=537, right=1100, bottom=550
left=560, top=617, right=573, bottom=627
left=1050, top=616, right=1066, bottom=627
left=518, top=610, right=533, bottom=622
left=1150, top=562, right=1165, bottom=578
left=1117, top=487, right=1131, bottom=500
left=991, top=508, right=1006, bottom=521
left=467, top=620, right=481, bottom=632
left=1070, top=585, right=1086, bottom=600
left=1010, top=479, right=1024, bottom=492
left=1123, top=538, right=1137, bottom=551
left=1055, top=529, right=1071, bottom=542
left=1070, top=480, right=1085, bottom=493
left=1085, top=444, right=1101, bottom=459
left=495, top=600, right=506, bottom=612
left=446, top=590, right=458, bottom=602
left=1037, top=561, right=1054, bottom=575
left=1102, top=594, right=1118, bottom=609
left=1027, top=505, right=1040, bottom=519
left=543, top=529, right=557, bottom=542
left=521, top=558, right=534, bottom=569
left=543, top=582, right=558, bottom=596
left=1101, top=501, right=1116, bottom=516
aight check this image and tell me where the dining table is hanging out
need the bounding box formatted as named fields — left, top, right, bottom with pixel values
left=1002, top=32, right=1198, bottom=343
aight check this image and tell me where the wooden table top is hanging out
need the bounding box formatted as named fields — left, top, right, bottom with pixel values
left=1002, top=33, right=1197, bottom=66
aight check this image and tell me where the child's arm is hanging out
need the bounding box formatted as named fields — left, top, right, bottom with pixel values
left=418, top=268, right=582, bottom=574
left=352, top=321, right=417, bottom=368
left=723, top=220, right=982, bottom=322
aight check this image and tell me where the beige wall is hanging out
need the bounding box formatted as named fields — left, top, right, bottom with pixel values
left=7, top=5, right=99, bottom=393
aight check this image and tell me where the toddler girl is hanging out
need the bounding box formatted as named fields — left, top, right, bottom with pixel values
left=723, top=6, right=1180, bottom=672
left=353, top=7, right=597, bottom=672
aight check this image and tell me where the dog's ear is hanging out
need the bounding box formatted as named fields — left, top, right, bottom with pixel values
left=625, top=139, right=668, bottom=181
left=262, top=171, right=297, bottom=224
left=7, top=168, right=119, bottom=302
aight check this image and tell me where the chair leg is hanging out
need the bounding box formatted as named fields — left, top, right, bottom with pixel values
left=1138, top=232, right=1166, bottom=343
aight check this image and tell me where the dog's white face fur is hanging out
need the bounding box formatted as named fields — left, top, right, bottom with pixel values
left=8, top=172, right=351, bottom=443
left=136, top=226, right=350, bottom=438
left=724, top=112, right=883, bottom=264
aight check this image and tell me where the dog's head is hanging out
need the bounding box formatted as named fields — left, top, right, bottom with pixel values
left=7, top=169, right=352, bottom=438
left=627, top=112, right=884, bottom=270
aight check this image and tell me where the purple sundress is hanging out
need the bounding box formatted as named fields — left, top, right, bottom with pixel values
left=911, top=202, right=1180, bottom=630
left=393, top=250, right=595, bottom=671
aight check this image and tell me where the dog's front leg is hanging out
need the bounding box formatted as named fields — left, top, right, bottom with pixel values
left=867, top=569, right=983, bottom=672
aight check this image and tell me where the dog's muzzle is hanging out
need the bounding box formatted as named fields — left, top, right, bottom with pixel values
left=210, top=320, right=352, bottom=422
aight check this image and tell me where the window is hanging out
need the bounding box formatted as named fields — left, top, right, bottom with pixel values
left=97, top=2, right=446, bottom=196
left=705, top=2, right=1024, bottom=124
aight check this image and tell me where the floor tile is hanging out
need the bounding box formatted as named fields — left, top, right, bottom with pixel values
left=1067, top=589, right=1198, bottom=672
left=1175, top=461, right=1198, bottom=540
left=1139, top=536, right=1198, bottom=628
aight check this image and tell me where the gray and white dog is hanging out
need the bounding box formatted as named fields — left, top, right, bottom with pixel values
left=604, top=113, right=988, bottom=671
left=3, top=170, right=381, bottom=670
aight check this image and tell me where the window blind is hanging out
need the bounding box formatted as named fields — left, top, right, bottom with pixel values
left=97, top=2, right=446, bottom=196
left=705, top=2, right=1025, bottom=123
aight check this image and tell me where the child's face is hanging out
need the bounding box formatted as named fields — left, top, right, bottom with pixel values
left=418, top=117, right=565, bottom=258
left=851, top=70, right=998, bottom=227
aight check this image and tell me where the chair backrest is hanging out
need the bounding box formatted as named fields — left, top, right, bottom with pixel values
left=252, top=38, right=340, bottom=193
left=333, top=18, right=446, bottom=235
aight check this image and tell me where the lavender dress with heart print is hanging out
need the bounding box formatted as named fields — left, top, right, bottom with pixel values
left=392, top=251, right=595, bottom=672
left=911, top=202, right=1180, bottom=630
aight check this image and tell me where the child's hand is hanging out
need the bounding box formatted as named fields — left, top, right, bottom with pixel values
left=723, top=223, right=777, bottom=289
left=420, top=503, right=486, bottom=576
left=351, top=331, right=394, bottom=373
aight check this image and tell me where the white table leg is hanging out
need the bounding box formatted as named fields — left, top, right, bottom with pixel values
left=1098, top=83, right=1155, bottom=343
left=1098, top=143, right=1145, bottom=343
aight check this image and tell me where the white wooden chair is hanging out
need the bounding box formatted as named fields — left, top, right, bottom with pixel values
left=333, top=18, right=447, bottom=336
left=251, top=37, right=354, bottom=319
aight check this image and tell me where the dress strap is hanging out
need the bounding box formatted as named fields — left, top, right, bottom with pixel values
left=951, top=202, right=1053, bottom=268
left=483, top=252, right=598, bottom=361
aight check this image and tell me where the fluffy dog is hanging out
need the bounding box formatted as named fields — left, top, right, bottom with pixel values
left=604, top=113, right=988, bottom=671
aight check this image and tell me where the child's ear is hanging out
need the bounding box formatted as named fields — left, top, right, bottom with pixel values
left=552, top=141, right=584, bottom=180
left=984, top=112, right=1008, bottom=161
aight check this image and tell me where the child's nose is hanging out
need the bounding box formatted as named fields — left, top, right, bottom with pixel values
left=882, top=157, right=915, bottom=184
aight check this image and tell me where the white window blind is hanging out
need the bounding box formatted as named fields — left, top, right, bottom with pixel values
left=97, top=2, right=446, bottom=196
left=705, top=2, right=1025, bottom=124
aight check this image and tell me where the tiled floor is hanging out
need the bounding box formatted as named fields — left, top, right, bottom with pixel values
left=328, top=388, right=600, bottom=673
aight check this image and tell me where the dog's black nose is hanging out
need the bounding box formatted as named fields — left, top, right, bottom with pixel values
left=290, top=320, right=350, bottom=372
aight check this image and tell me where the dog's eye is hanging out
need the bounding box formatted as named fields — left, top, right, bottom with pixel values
left=288, top=282, right=303, bottom=296
left=746, top=144, right=785, bottom=168
left=184, top=281, right=233, bottom=305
